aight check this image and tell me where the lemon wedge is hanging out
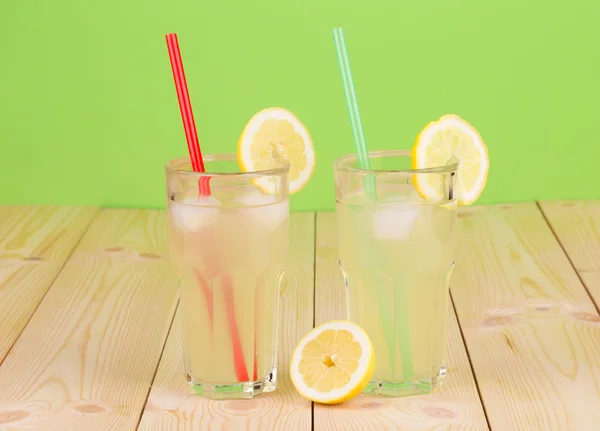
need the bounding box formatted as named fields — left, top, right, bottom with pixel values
left=412, top=114, right=489, bottom=205
left=238, top=107, right=315, bottom=194
left=290, top=321, right=375, bottom=404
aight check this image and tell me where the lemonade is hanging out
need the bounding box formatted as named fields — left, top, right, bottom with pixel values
left=334, top=151, right=457, bottom=397
left=166, top=155, right=289, bottom=399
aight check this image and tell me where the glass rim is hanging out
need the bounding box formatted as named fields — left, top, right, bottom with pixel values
left=332, top=150, right=459, bottom=174
left=165, top=154, right=290, bottom=178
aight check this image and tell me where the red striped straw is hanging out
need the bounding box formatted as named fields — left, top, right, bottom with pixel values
left=165, top=33, right=210, bottom=195
left=165, top=33, right=249, bottom=382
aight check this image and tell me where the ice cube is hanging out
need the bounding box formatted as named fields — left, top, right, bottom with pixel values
left=253, top=200, right=289, bottom=230
left=236, top=191, right=288, bottom=230
left=235, top=189, right=276, bottom=206
left=371, top=203, right=422, bottom=240
left=170, top=196, right=221, bottom=232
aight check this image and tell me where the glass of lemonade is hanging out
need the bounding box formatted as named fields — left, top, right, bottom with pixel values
left=165, top=154, right=289, bottom=399
left=333, top=150, right=457, bottom=397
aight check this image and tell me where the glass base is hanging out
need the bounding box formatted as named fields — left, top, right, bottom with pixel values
left=363, top=365, right=447, bottom=397
left=186, top=367, right=277, bottom=399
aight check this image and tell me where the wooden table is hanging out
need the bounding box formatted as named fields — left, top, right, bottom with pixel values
left=0, top=203, right=599, bottom=430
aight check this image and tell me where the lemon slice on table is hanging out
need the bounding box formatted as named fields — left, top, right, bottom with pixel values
left=290, top=321, right=375, bottom=405
left=412, top=114, right=489, bottom=205
left=238, top=107, right=315, bottom=194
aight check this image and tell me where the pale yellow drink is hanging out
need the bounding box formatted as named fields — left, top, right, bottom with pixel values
left=166, top=155, right=289, bottom=399
left=334, top=150, right=457, bottom=397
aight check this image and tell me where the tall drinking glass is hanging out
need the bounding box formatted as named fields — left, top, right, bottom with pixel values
left=166, top=155, right=289, bottom=399
left=333, top=150, right=457, bottom=397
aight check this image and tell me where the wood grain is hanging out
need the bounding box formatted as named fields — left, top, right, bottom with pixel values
left=451, top=203, right=600, bottom=430
left=539, top=200, right=600, bottom=308
left=313, top=212, right=488, bottom=431
left=137, top=212, right=315, bottom=431
left=0, top=205, right=98, bottom=363
left=0, top=209, right=178, bottom=430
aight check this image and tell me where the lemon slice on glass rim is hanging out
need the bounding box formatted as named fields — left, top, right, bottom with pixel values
left=238, top=107, right=315, bottom=194
left=412, top=114, right=489, bottom=205
left=290, top=320, right=375, bottom=404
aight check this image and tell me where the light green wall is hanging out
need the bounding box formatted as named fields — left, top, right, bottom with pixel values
left=1, top=0, right=599, bottom=211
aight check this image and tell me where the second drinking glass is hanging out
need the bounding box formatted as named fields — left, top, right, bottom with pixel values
left=334, top=150, right=457, bottom=397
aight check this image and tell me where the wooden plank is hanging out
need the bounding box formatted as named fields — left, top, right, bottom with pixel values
left=0, top=209, right=178, bottom=430
left=313, top=212, right=488, bottom=431
left=0, top=205, right=98, bottom=363
left=137, top=212, right=315, bottom=431
left=539, top=200, right=600, bottom=307
left=451, top=203, right=600, bottom=430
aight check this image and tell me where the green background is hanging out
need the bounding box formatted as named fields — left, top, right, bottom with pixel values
left=1, top=0, right=599, bottom=211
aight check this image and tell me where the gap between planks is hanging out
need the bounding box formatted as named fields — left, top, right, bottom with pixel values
left=448, top=292, right=492, bottom=430
left=537, top=200, right=600, bottom=314
left=132, top=297, right=181, bottom=431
